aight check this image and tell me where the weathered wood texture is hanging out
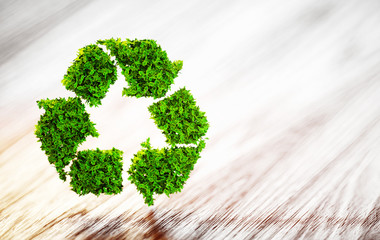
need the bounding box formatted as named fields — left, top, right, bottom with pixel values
left=1, top=0, right=380, bottom=239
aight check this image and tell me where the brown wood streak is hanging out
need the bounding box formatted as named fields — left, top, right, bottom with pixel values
left=145, top=76, right=380, bottom=239
left=28, top=210, right=170, bottom=240
left=1, top=0, right=380, bottom=239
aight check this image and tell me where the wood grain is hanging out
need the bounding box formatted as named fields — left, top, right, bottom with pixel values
left=1, top=0, right=380, bottom=239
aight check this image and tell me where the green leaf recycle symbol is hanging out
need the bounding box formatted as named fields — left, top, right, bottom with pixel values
left=35, top=38, right=209, bottom=206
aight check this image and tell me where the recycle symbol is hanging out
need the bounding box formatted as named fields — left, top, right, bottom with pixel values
left=35, top=38, right=209, bottom=206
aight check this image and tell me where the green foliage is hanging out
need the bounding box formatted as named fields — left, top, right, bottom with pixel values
left=36, top=37, right=209, bottom=204
left=98, top=38, right=182, bottom=99
left=69, top=148, right=124, bottom=196
left=148, top=87, right=209, bottom=145
left=62, top=44, right=117, bottom=107
left=128, top=138, right=205, bottom=206
left=35, top=97, right=99, bottom=181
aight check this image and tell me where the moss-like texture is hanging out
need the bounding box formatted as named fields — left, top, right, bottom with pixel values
left=128, top=138, right=205, bottom=206
left=36, top=38, right=209, bottom=205
left=69, top=148, right=124, bottom=195
left=35, top=97, right=99, bottom=181
left=148, top=88, right=209, bottom=145
left=62, top=44, right=117, bottom=107
left=98, top=38, right=182, bottom=99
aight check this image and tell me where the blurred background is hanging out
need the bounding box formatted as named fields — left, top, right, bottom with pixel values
left=1, top=0, right=380, bottom=239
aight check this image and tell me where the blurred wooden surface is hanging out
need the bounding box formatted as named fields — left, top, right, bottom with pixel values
left=1, top=0, right=380, bottom=239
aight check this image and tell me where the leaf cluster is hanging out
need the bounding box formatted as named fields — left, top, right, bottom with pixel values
left=69, top=148, right=124, bottom=196
left=98, top=38, right=182, bottom=99
left=62, top=44, right=117, bottom=107
left=128, top=138, right=205, bottom=206
left=148, top=87, right=209, bottom=145
left=35, top=97, right=99, bottom=180
left=36, top=38, right=209, bottom=204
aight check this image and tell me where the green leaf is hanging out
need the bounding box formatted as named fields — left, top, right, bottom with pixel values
left=69, top=148, right=124, bottom=195
left=35, top=97, right=98, bottom=181
left=98, top=38, right=182, bottom=99
left=62, top=44, right=117, bottom=107
left=127, top=138, right=205, bottom=206
left=148, top=88, right=209, bottom=145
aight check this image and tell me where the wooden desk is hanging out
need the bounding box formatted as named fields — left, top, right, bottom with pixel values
left=1, top=0, right=379, bottom=239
